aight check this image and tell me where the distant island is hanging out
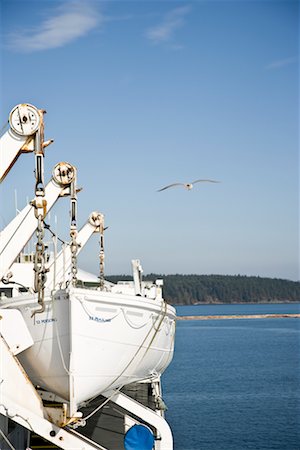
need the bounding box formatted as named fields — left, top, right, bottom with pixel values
left=106, top=274, right=300, bottom=305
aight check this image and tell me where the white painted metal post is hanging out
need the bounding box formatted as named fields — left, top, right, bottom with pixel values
left=107, top=390, right=173, bottom=450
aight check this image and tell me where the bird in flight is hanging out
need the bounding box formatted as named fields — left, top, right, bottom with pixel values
left=157, top=179, right=220, bottom=192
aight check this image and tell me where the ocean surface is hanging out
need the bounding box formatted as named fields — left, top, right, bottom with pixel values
left=163, top=303, right=300, bottom=450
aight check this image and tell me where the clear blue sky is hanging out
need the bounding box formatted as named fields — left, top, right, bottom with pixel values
left=0, top=0, right=299, bottom=280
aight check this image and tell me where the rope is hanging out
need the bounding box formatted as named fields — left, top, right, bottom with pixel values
left=81, top=383, right=124, bottom=422
left=0, top=405, right=34, bottom=432
left=122, top=308, right=154, bottom=329
left=79, top=299, right=121, bottom=322
left=143, top=302, right=167, bottom=357
left=43, top=221, right=67, bottom=245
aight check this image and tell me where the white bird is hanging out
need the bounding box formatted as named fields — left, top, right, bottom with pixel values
left=157, top=179, right=220, bottom=192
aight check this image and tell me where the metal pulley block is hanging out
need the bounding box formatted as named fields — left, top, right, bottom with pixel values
left=89, top=211, right=104, bottom=230
left=9, top=103, right=41, bottom=136
left=31, top=197, right=47, bottom=219
left=52, top=162, right=76, bottom=186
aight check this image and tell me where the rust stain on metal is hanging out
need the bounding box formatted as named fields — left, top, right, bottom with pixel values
left=20, top=136, right=35, bottom=152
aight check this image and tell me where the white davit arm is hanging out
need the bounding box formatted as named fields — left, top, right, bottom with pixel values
left=46, top=212, right=104, bottom=290
left=0, top=104, right=51, bottom=182
left=0, top=129, right=34, bottom=181
left=132, top=259, right=143, bottom=296
left=0, top=162, right=76, bottom=280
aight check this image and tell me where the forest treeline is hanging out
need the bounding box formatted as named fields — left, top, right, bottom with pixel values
left=106, top=274, right=300, bottom=305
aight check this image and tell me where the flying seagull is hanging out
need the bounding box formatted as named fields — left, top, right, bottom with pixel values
left=157, top=179, right=220, bottom=192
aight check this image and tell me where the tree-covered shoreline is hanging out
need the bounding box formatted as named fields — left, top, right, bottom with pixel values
left=106, top=274, right=300, bottom=305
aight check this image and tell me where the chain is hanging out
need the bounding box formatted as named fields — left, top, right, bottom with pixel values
left=31, top=112, right=49, bottom=316
left=33, top=215, right=48, bottom=307
left=99, top=217, right=105, bottom=290
left=70, top=229, right=78, bottom=286
left=70, top=176, right=78, bottom=287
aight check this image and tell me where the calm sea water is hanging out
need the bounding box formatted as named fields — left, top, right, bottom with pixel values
left=163, top=303, right=300, bottom=450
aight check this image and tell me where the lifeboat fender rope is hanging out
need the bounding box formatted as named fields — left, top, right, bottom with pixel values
left=78, top=299, right=121, bottom=322
left=143, top=302, right=167, bottom=357
left=79, top=383, right=125, bottom=424
left=121, top=308, right=152, bottom=329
